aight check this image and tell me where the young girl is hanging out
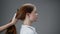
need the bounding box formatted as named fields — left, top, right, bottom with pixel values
left=0, top=3, right=38, bottom=34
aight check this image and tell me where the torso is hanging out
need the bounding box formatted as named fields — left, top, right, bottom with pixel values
left=20, top=25, right=37, bottom=34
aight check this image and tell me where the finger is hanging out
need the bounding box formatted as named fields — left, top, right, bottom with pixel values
left=12, top=13, right=16, bottom=20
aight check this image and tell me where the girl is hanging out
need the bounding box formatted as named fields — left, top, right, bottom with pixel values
left=19, top=3, right=38, bottom=34
left=0, top=3, right=38, bottom=34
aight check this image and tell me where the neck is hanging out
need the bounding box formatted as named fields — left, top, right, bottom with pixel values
left=23, top=19, right=33, bottom=26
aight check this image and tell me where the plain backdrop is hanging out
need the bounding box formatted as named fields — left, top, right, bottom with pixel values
left=0, top=0, right=60, bottom=34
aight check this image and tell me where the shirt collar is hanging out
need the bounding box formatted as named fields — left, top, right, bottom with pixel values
left=21, top=24, right=35, bottom=29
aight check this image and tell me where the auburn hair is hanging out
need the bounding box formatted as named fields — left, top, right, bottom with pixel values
left=5, top=3, right=36, bottom=34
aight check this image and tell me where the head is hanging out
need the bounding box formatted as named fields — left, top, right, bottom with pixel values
left=16, top=3, right=38, bottom=22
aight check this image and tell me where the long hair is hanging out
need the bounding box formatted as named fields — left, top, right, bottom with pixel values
left=5, top=19, right=17, bottom=34
left=5, top=3, right=35, bottom=34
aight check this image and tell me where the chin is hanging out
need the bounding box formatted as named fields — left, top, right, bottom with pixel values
left=33, top=19, right=37, bottom=22
left=31, top=18, right=37, bottom=22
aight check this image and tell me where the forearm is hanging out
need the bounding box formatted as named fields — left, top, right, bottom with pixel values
left=0, top=19, right=17, bottom=31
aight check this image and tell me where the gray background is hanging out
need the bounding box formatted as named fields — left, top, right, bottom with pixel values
left=0, top=0, right=60, bottom=34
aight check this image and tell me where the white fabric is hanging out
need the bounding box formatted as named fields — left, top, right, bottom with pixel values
left=20, top=25, right=37, bottom=34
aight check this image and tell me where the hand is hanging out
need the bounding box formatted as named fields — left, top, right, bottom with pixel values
left=11, top=13, right=18, bottom=24
left=0, top=13, right=18, bottom=31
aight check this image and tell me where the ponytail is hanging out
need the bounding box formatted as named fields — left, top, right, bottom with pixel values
left=5, top=19, right=17, bottom=34
left=5, top=9, right=20, bottom=34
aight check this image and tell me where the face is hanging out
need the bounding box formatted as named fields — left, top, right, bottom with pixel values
left=29, top=10, right=38, bottom=22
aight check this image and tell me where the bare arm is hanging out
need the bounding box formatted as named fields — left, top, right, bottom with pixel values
left=0, top=13, right=18, bottom=31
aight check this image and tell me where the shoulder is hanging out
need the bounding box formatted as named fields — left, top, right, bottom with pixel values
left=20, top=27, right=34, bottom=34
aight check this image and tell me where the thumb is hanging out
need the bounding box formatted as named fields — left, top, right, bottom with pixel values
left=12, top=13, right=17, bottom=21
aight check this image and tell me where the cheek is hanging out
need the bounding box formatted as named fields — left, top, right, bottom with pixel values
left=30, top=14, right=37, bottom=20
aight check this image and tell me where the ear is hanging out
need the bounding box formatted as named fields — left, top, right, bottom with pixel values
left=26, top=13, right=30, bottom=17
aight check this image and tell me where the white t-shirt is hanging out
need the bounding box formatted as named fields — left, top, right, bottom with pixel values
left=20, top=25, right=37, bottom=34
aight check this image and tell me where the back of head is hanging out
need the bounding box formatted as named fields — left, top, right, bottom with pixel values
left=16, top=3, right=36, bottom=20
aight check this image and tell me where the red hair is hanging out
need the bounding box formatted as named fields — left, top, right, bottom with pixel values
left=16, top=4, right=35, bottom=20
